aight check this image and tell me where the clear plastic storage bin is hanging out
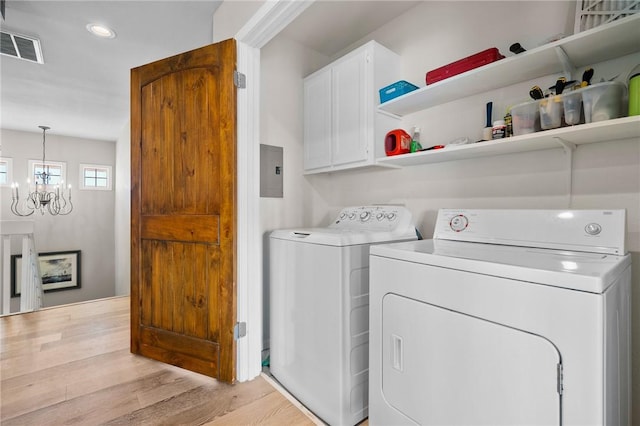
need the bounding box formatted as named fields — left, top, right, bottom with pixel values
left=581, top=81, right=626, bottom=123
left=539, top=95, right=563, bottom=129
left=562, top=91, right=583, bottom=125
left=511, top=100, right=540, bottom=135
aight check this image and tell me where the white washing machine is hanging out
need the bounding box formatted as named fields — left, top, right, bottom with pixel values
left=270, top=205, right=417, bottom=426
left=369, top=209, right=631, bottom=426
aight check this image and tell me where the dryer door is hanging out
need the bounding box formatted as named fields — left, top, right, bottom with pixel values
left=382, top=294, right=561, bottom=425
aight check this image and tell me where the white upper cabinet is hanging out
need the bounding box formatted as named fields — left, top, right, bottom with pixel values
left=332, top=49, right=368, bottom=167
left=303, top=70, right=332, bottom=170
left=304, top=41, right=400, bottom=174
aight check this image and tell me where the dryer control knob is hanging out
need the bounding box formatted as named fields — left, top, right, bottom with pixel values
left=360, top=211, right=371, bottom=222
left=376, top=212, right=386, bottom=221
left=387, top=212, right=397, bottom=221
left=585, top=223, right=602, bottom=235
left=450, top=215, right=469, bottom=232
left=348, top=212, right=356, bottom=220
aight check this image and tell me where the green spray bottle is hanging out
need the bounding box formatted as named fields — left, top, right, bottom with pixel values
left=410, top=126, right=422, bottom=153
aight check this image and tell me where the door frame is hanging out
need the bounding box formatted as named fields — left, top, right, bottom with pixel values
left=233, top=0, right=314, bottom=382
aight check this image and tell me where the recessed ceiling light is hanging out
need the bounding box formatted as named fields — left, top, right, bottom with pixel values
left=86, top=23, right=116, bottom=39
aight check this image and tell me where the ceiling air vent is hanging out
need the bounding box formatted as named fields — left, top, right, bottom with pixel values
left=1, top=30, right=44, bottom=63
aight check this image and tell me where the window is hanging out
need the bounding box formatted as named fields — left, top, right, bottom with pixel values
left=28, top=160, right=66, bottom=187
left=80, top=164, right=112, bottom=190
left=0, top=157, right=13, bottom=186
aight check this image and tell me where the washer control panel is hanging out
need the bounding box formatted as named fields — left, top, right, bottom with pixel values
left=449, top=214, right=469, bottom=232
left=584, top=223, right=602, bottom=235
left=331, top=205, right=412, bottom=232
left=433, top=209, right=627, bottom=255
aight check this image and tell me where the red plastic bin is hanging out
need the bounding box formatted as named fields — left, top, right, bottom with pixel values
left=426, top=48, right=505, bottom=85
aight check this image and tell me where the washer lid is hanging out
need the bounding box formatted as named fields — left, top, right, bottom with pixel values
left=270, top=227, right=417, bottom=246
left=270, top=205, right=417, bottom=246
left=370, top=239, right=631, bottom=293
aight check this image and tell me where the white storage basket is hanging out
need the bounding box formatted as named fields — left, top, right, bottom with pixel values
left=574, top=0, right=639, bottom=33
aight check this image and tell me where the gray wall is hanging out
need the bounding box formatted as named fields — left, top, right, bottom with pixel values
left=1, top=128, right=116, bottom=311
left=259, top=0, right=640, bottom=418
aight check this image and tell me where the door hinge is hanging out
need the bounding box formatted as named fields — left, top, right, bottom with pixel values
left=557, top=363, right=563, bottom=395
left=234, top=71, right=246, bottom=88
left=234, top=322, right=247, bottom=340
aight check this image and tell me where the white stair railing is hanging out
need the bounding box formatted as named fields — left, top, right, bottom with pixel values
left=19, top=233, right=44, bottom=312
left=1, top=221, right=43, bottom=315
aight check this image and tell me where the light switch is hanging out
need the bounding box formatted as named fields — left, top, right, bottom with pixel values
left=260, top=144, right=283, bottom=198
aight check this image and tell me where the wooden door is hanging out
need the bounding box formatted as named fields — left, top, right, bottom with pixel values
left=130, top=39, right=237, bottom=383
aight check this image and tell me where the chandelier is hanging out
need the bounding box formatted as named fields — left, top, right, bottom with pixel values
left=10, top=126, right=73, bottom=216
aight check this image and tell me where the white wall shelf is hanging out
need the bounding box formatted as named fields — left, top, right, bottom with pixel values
left=376, top=116, right=640, bottom=167
left=378, top=14, right=640, bottom=117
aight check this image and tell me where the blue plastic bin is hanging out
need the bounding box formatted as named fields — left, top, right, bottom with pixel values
left=379, top=80, right=419, bottom=103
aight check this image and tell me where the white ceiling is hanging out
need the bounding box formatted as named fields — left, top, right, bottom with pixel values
left=280, top=0, right=420, bottom=58
left=1, top=0, right=419, bottom=142
left=1, top=0, right=223, bottom=142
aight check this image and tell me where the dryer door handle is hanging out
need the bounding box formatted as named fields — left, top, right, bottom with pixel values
left=392, top=334, right=403, bottom=372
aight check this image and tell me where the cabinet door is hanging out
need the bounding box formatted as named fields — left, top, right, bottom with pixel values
left=304, top=70, right=332, bottom=170
left=332, top=49, right=369, bottom=166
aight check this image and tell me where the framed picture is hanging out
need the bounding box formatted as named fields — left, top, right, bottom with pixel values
left=11, top=250, right=81, bottom=297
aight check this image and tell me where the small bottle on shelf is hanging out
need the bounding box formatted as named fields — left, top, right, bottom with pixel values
left=410, top=126, right=423, bottom=152
left=504, top=110, right=513, bottom=137
left=492, top=120, right=506, bottom=139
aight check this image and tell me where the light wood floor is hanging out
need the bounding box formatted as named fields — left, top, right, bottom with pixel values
left=0, top=296, right=318, bottom=425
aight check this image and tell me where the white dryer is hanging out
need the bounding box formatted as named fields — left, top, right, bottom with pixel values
left=270, top=205, right=417, bottom=426
left=369, top=209, right=631, bottom=426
